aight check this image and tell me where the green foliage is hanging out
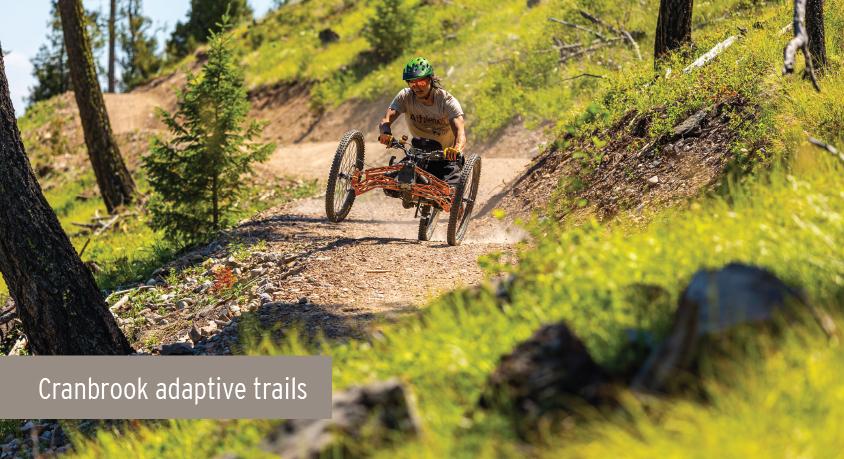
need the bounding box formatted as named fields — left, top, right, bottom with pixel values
left=144, top=20, right=274, bottom=245
left=166, top=0, right=253, bottom=60
left=118, top=0, right=163, bottom=91
left=0, top=420, right=16, bottom=438
left=362, top=0, right=414, bottom=61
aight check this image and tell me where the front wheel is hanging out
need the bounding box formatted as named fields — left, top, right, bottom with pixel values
left=325, top=130, right=365, bottom=222
left=447, top=154, right=481, bottom=246
left=418, top=206, right=441, bottom=241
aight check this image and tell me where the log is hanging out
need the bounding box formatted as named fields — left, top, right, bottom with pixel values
left=683, top=35, right=738, bottom=73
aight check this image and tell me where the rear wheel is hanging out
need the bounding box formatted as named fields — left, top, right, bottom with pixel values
left=325, top=130, right=365, bottom=222
left=417, top=206, right=441, bottom=241
left=447, top=155, right=481, bottom=246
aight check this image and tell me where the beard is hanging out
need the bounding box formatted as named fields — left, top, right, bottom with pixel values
left=413, top=86, right=431, bottom=98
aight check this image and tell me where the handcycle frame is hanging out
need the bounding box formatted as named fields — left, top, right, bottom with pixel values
left=349, top=137, right=456, bottom=213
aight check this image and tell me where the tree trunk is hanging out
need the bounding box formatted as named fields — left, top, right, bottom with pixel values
left=0, top=47, right=133, bottom=355
left=806, top=0, right=826, bottom=71
left=108, top=0, right=116, bottom=92
left=654, top=0, right=694, bottom=62
left=58, top=0, right=136, bottom=214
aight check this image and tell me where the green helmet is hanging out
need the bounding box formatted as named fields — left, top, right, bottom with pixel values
left=403, top=57, right=434, bottom=81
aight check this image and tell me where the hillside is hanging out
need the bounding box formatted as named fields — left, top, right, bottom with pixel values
left=2, top=0, right=844, bottom=457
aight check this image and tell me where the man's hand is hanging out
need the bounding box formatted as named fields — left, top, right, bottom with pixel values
left=378, top=133, right=393, bottom=145
left=444, top=146, right=461, bottom=161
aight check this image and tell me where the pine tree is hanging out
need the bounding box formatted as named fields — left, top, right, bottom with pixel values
left=0, top=46, right=133, bottom=355
left=59, top=0, right=137, bottom=213
left=29, top=1, right=106, bottom=105
left=119, top=0, right=163, bottom=91
left=144, top=18, right=273, bottom=244
left=165, top=0, right=253, bottom=61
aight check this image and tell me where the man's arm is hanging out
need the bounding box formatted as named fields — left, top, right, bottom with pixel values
left=378, top=108, right=401, bottom=144
left=449, top=115, right=467, bottom=151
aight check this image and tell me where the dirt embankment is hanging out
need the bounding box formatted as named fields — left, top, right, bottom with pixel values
left=495, top=96, right=760, bottom=221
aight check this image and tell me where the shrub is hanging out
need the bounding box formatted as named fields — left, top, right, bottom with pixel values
left=144, top=17, right=274, bottom=245
left=362, top=0, right=414, bottom=61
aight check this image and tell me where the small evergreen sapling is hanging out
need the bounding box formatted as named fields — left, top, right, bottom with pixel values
left=143, top=20, right=274, bottom=244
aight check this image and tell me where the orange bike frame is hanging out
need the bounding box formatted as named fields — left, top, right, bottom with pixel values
left=351, top=164, right=454, bottom=212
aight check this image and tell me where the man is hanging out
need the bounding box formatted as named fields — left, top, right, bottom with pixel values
left=377, top=57, right=467, bottom=186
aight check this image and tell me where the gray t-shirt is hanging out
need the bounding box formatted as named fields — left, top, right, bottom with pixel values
left=389, top=88, right=464, bottom=148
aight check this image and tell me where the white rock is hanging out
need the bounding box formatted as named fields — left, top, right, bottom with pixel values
left=648, top=175, right=660, bottom=184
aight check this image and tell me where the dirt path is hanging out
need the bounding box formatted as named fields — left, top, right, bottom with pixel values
left=209, top=141, right=531, bottom=345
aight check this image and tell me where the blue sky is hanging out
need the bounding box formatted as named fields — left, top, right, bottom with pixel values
left=1, top=0, right=275, bottom=116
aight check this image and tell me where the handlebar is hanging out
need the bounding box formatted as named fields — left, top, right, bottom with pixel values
left=388, top=137, right=446, bottom=161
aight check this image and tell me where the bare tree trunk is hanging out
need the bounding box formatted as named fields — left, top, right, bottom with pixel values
left=806, top=0, right=826, bottom=71
left=783, top=0, right=821, bottom=90
left=654, top=0, right=694, bottom=62
left=58, top=0, right=136, bottom=213
left=0, top=47, right=133, bottom=355
left=108, top=0, right=116, bottom=92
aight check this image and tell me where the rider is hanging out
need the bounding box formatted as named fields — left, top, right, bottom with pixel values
left=377, top=57, right=467, bottom=186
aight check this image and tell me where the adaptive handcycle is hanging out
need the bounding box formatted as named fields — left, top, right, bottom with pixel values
left=324, top=129, right=481, bottom=246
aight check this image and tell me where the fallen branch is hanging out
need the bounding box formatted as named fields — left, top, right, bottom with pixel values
left=808, top=136, right=844, bottom=163
left=683, top=35, right=738, bottom=73
left=783, top=0, right=820, bottom=91
left=78, top=238, right=92, bottom=258
left=105, top=284, right=155, bottom=302
left=94, top=213, right=121, bottom=235
left=548, top=17, right=607, bottom=41
left=70, top=212, right=133, bottom=236
left=578, top=10, right=642, bottom=60
left=561, top=73, right=606, bottom=81
left=621, top=30, right=643, bottom=61
left=559, top=37, right=624, bottom=63
left=71, top=222, right=100, bottom=229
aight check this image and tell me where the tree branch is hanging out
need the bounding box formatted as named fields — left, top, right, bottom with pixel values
left=548, top=17, right=607, bottom=41
left=561, top=73, right=606, bottom=81
left=578, top=10, right=642, bottom=60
